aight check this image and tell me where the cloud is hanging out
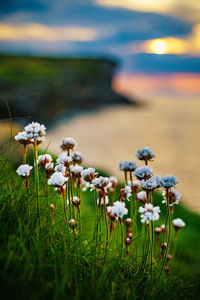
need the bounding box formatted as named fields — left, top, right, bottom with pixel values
left=97, top=0, right=200, bottom=22
left=0, top=23, right=97, bottom=42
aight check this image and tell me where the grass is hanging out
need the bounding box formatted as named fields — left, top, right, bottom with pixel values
left=0, top=135, right=200, bottom=300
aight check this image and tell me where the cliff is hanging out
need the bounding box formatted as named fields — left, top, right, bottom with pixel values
left=0, top=54, right=136, bottom=124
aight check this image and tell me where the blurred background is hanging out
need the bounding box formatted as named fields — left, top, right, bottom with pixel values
left=0, top=0, right=200, bottom=211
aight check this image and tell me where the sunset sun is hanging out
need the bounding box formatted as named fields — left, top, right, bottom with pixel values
left=149, top=39, right=167, bottom=54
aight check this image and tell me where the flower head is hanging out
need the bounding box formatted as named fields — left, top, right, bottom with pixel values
left=135, top=166, right=153, bottom=180
left=82, top=167, right=97, bottom=182
left=119, top=160, right=137, bottom=172
left=112, top=201, right=128, bottom=219
left=140, top=175, right=161, bottom=191
left=59, top=137, right=77, bottom=151
left=138, top=203, right=160, bottom=224
left=70, top=165, right=83, bottom=176
left=137, top=191, right=147, bottom=203
left=16, top=164, right=33, bottom=178
left=48, top=172, right=67, bottom=187
left=69, top=219, right=77, bottom=229
left=162, top=188, right=182, bottom=206
left=54, top=163, right=66, bottom=174
left=24, top=122, right=46, bottom=140
left=45, top=162, right=54, bottom=171
left=119, top=185, right=132, bottom=201
left=57, top=153, right=72, bottom=166
left=71, top=151, right=85, bottom=165
left=90, top=176, right=109, bottom=191
left=136, top=147, right=156, bottom=162
left=15, top=131, right=31, bottom=145
left=37, top=154, right=52, bottom=167
left=71, top=196, right=80, bottom=206
left=173, top=218, right=185, bottom=230
left=160, top=175, right=179, bottom=188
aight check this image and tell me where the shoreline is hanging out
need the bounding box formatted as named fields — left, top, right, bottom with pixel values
left=42, top=98, right=200, bottom=212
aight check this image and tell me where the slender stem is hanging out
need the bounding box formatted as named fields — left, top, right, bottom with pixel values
left=153, top=188, right=171, bottom=290
left=34, top=139, right=41, bottom=234
left=23, top=144, right=28, bottom=164
left=120, top=221, right=124, bottom=258
left=103, top=191, right=109, bottom=264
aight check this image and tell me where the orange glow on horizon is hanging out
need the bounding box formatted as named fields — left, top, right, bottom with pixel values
left=113, top=73, right=200, bottom=99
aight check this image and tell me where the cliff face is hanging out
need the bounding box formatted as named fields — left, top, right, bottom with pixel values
left=0, top=55, right=134, bottom=123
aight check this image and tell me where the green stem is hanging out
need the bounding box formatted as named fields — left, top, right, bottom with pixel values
left=34, top=139, right=41, bottom=235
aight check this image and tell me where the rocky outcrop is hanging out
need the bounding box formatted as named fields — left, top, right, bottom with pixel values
left=0, top=54, right=136, bottom=124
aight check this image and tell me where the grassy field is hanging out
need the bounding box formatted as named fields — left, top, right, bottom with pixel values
left=0, top=133, right=200, bottom=300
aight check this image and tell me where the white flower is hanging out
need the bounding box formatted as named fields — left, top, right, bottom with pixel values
left=59, top=137, right=77, bottom=151
left=54, top=163, right=66, bottom=174
left=90, top=176, right=109, bottom=191
left=109, top=176, right=118, bottom=190
left=138, top=203, right=160, bottom=224
left=119, top=160, right=137, bottom=171
left=48, top=172, right=67, bottom=187
left=136, top=147, right=156, bottom=162
left=162, top=188, right=182, bottom=206
left=160, top=175, right=179, bottom=188
left=82, top=167, right=97, bottom=182
left=16, top=164, right=33, bottom=178
left=24, top=122, right=46, bottom=140
left=112, top=201, right=128, bottom=218
left=57, top=153, right=72, bottom=165
left=15, top=131, right=31, bottom=145
left=104, top=181, right=113, bottom=193
left=37, top=154, right=52, bottom=166
left=137, top=191, right=147, bottom=203
left=135, top=166, right=153, bottom=180
left=71, top=151, right=85, bottom=165
left=120, top=185, right=132, bottom=200
left=70, top=165, right=83, bottom=175
left=97, top=195, right=109, bottom=206
left=140, top=175, right=161, bottom=191
left=45, top=162, right=54, bottom=171
left=173, top=218, right=185, bottom=228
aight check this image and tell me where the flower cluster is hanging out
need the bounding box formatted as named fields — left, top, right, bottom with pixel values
left=136, top=147, right=156, bottom=163
left=119, top=160, right=137, bottom=172
left=16, top=164, right=33, bottom=178
left=111, top=201, right=128, bottom=219
left=138, top=203, right=160, bottom=224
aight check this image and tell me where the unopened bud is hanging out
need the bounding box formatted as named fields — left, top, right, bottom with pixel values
left=127, top=232, right=133, bottom=239
left=166, top=254, right=172, bottom=261
left=161, top=242, right=167, bottom=250
left=69, top=219, right=77, bottom=229
left=72, top=196, right=80, bottom=206
left=125, top=218, right=132, bottom=228
left=125, top=237, right=131, bottom=245
left=50, top=203, right=55, bottom=212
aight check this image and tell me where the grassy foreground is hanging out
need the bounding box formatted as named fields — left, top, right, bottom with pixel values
left=0, top=138, right=200, bottom=300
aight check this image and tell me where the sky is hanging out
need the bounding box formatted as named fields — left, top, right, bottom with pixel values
left=0, top=0, right=200, bottom=99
